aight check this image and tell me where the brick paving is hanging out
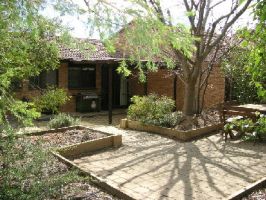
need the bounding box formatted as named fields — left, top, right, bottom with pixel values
left=71, top=116, right=266, bottom=200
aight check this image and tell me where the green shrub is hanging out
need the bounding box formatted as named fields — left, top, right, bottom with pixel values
left=33, top=87, right=70, bottom=114
left=127, top=94, right=181, bottom=127
left=48, top=113, right=80, bottom=129
left=157, top=111, right=183, bottom=128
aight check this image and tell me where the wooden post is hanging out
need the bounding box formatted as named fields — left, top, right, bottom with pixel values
left=144, top=69, right=148, bottom=95
left=144, top=81, right=148, bottom=95
left=108, top=65, right=113, bottom=124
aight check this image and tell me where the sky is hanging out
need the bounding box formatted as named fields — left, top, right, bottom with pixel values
left=41, top=0, right=254, bottom=39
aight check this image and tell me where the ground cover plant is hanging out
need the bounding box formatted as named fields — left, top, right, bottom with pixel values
left=0, top=127, right=119, bottom=200
left=48, top=113, right=80, bottom=129
left=224, top=113, right=266, bottom=141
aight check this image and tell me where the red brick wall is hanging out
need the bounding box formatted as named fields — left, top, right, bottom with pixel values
left=15, top=61, right=224, bottom=113
left=128, top=71, right=145, bottom=96
left=147, top=69, right=174, bottom=97
left=202, top=64, right=225, bottom=108
left=129, top=64, right=225, bottom=111
left=15, top=62, right=103, bottom=113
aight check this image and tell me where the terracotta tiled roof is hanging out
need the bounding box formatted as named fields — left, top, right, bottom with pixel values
left=59, top=39, right=119, bottom=61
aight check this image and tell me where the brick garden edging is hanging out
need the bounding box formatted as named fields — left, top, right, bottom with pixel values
left=227, top=177, right=266, bottom=200
left=120, top=119, right=223, bottom=141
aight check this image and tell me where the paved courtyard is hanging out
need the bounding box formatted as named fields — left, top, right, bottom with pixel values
left=72, top=119, right=266, bottom=200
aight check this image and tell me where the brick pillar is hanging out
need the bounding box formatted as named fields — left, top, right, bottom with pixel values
left=58, top=62, right=68, bottom=89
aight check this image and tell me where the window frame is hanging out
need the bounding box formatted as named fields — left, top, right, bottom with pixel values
left=68, top=63, right=96, bottom=89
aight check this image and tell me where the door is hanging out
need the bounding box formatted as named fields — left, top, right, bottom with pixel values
left=101, top=65, right=123, bottom=110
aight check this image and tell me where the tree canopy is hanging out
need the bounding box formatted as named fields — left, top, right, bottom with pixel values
left=83, top=0, right=253, bottom=115
left=0, top=0, right=70, bottom=126
left=242, top=0, right=266, bottom=100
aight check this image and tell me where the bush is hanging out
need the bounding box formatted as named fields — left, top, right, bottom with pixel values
left=157, top=112, right=183, bottom=128
left=127, top=94, right=182, bottom=128
left=33, top=87, right=70, bottom=114
left=48, top=113, right=80, bottom=129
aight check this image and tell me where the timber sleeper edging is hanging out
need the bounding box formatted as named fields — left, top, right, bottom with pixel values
left=227, top=177, right=266, bottom=200
left=120, top=119, right=223, bottom=141
left=9, top=125, right=129, bottom=200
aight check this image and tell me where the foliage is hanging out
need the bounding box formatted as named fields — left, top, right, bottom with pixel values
left=222, top=47, right=260, bottom=103
left=0, top=0, right=71, bottom=126
left=224, top=113, right=266, bottom=141
left=81, top=0, right=252, bottom=115
left=239, top=0, right=266, bottom=100
left=0, top=128, right=85, bottom=200
left=33, top=87, right=70, bottom=114
left=127, top=94, right=182, bottom=128
left=156, top=112, right=183, bottom=128
left=48, top=113, right=80, bottom=129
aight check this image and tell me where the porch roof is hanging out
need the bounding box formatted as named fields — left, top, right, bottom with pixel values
left=59, top=38, right=123, bottom=62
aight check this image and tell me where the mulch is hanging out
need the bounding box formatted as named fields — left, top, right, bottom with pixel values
left=5, top=129, right=120, bottom=200
left=242, top=188, right=266, bottom=200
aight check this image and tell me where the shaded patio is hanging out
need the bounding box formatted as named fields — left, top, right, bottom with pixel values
left=71, top=126, right=266, bottom=200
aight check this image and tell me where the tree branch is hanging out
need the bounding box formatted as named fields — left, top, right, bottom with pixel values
left=203, top=0, right=252, bottom=59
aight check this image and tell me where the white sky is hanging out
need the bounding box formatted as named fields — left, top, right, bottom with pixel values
left=41, top=0, right=254, bottom=39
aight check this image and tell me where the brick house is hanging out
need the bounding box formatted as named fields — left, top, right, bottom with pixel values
left=15, top=38, right=225, bottom=114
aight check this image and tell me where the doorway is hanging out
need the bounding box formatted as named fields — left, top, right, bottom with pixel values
left=101, top=65, right=128, bottom=110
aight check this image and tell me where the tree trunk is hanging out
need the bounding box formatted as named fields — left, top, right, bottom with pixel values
left=183, top=81, right=197, bottom=116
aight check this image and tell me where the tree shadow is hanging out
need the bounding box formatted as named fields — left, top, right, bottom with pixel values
left=73, top=130, right=266, bottom=200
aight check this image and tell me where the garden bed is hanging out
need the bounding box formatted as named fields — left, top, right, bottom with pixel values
left=228, top=177, right=266, bottom=200
left=1, top=126, right=122, bottom=200
left=120, top=119, right=223, bottom=141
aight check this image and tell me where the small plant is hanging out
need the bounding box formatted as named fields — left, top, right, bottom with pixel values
left=127, top=94, right=182, bottom=128
left=157, top=111, right=183, bottom=128
left=48, top=113, right=80, bottom=129
left=224, top=113, right=266, bottom=141
left=33, top=87, right=70, bottom=114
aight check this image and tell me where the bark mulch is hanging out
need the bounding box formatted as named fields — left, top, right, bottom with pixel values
left=14, top=129, right=120, bottom=200
left=242, top=187, right=266, bottom=200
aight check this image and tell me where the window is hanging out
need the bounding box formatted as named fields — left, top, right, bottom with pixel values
left=68, top=64, right=96, bottom=89
left=29, top=70, right=58, bottom=89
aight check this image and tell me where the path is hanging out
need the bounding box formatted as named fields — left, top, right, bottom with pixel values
left=73, top=119, right=266, bottom=200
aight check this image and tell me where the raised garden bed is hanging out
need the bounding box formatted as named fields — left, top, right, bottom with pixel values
left=228, top=177, right=266, bottom=200
left=25, top=126, right=122, bottom=156
left=120, top=119, right=223, bottom=141
left=1, top=126, right=122, bottom=200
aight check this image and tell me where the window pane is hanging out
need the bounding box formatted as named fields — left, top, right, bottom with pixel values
left=68, top=67, right=80, bottom=88
left=68, top=64, right=96, bottom=88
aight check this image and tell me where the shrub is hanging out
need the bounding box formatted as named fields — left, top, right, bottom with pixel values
left=157, top=111, right=183, bottom=128
left=48, top=113, right=80, bottom=129
left=33, top=87, right=70, bottom=114
left=127, top=94, right=181, bottom=127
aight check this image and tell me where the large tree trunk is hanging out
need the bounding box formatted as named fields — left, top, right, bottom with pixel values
left=183, top=81, right=197, bottom=116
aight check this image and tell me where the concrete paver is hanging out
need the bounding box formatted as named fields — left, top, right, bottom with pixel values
left=76, top=115, right=266, bottom=199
